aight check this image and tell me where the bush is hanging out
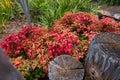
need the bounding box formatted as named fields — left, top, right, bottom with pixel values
left=0, top=25, right=82, bottom=79
left=40, top=29, right=82, bottom=71
left=0, top=26, right=48, bottom=79
left=53, top=12, right=120, bottom=41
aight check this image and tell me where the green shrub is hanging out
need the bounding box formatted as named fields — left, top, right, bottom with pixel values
left=0, top=0, right=12, bottom=26
left=24, top=67, right=46, bottom=80
left=0, top=0, right=23, bottom=27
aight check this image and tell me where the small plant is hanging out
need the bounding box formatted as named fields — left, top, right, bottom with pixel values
left=24, top=67, right=46, bottom=80
left=0, top=27, right=3, bottom=34
left=0, top=0, right=12, bottom=26
left=0, top=0, right=23, bottom=26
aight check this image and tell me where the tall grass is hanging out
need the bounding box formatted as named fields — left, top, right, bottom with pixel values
left=0, top=0, right=23, bottom=27
left=0, top=0, right=12, bottom=27
left=28, top=0, right=99, bottom=27
left=0, top=0, right=99, bottom=28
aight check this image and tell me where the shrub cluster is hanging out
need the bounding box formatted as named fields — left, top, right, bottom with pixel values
left=53, top=12, right=120, bottom=41
left=0, top=11, right=120, bottom=79
left=0, top=25, right=82, bottom=79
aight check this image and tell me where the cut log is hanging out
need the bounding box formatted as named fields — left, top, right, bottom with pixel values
left=85, top=32, right=120, bottom=80
left=0, top=47, right=24, bottom=80
left=48, top=55, right=84, bottom=80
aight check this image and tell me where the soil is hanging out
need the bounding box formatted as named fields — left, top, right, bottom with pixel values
left=0, top=19, right=26, bottom=41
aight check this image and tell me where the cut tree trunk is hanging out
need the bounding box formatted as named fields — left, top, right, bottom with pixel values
left=48, top=55, right=84, bottom=80
left=0, top=47, right=24, bottom=80
left=85, top=32, right=120, bottom=80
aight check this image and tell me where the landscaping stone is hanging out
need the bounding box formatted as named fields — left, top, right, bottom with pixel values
left=85, top=32, right=120, bottom=80
left=48, top=55, right=84, bottom=80
left=98, top=6, right=120, bottom=20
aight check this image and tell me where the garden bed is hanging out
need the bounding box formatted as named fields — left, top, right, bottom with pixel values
left=0, top=0, right=120, bottom=79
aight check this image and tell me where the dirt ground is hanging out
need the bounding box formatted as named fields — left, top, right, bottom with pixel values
left=0, top=19, right=26, bottom=41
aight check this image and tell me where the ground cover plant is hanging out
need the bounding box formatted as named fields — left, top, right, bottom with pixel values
left=0, top=12, right=120, bottom=79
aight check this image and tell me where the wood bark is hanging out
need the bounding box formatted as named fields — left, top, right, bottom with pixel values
left=0, top=47, right=24, bottom=80
left=85, top=32, right=120, bottom=80
left=48, top=55, right=84, bottom=80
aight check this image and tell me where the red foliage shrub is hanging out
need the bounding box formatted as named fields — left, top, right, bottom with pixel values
left=53, top=12, right=99, bottom=33
left=99, top=17, right=120, bottom=33
left=53, top=12, right=120, bottom=43
left=40, top=29, right=82, bottom=71
left=0, top=33, right=21, bottom=56
left=18, top=26, right=48, bottom=58
left=0, top=26, right=48, bottom=58
left=0, top=25, right=82, bottom=72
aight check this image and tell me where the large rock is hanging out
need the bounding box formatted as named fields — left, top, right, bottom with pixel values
left=48, top=55, right=84, bottom=80
left=98, top=9, right=120, bottom=20
left=98, top=6, right=120, bottom=20
left=0, top=47, right=24, bottom=80
left=85, top=32, right=120, bottom=80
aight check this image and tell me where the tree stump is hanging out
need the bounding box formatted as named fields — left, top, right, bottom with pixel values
left=85, top=32, right=120, bottom=80
left=0, top=47, right=24, bottom=80
left=48, top=55, right=84, bottom=80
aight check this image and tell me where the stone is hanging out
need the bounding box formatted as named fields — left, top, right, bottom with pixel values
left=98, top=6, right=120, bottom=20
left=0, top=47, right=24, bottom=80
left=48, top=55, right=84, bottom=80
left=85, top=32, right=120, bottom=80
